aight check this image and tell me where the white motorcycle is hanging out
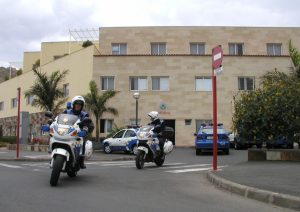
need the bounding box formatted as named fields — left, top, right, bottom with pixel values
left=135, top=125, right=174, bottom=169
left=43, top=111, right=93, bottom=186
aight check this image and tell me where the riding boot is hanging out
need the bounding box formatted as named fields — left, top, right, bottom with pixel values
left=79, top=156, right=86, bottom=169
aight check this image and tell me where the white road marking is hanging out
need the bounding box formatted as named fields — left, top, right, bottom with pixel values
left=120, top=162, right=186, bottom=168
left=156, top=164, right=211, bottom=169
left=0, top=163, right=22, bottom=169
left=24, top=155, right=50, bottom=159
left=0, top=152, right=8, bottom=154
left=165, top=165, right=227, bottom=173
left=22, top=163, right=49, bottom=168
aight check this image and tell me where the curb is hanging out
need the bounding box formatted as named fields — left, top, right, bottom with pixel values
left=207, top=171, right=300, bottom=211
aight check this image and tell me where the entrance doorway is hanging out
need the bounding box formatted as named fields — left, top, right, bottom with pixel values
left=164, top=119, right=176, bottom=145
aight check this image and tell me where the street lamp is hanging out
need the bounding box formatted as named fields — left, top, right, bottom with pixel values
left=133, top=92, right=140, bottom=127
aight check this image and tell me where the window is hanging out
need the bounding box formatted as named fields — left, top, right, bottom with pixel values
left=196, top=119, right=212, bottom=133
left=112, top=43, right=127, bottom=55
left=11, top=98, right=17, bottom=108
left=238, top=77, right=255, bottom=91
left=26, top=95, right=34, bottom=105
left=130, top=77, right=148, bottom=91
left=100, top=119, right=113, bottom=133
left=229, top=43, right=244, bottom=55
left=0, top=102, right=3, bottom=111
left=190, top=43, right=205, bottom=55
left=101, top=77, right=115, bottom=90
left=63, top=83, right=69, bottom=97
left=152, top=77, right=169, bottom=91
left=151, top=43, right=166, bottom=55
left=185, top=119, right=192, bottom=125
left=195, top=77, right=212, bottom=91
left=124, top=130, right=136, bottom=138
left=113, top=130, right=126, bottom=138
left=267, top=43, right=282, bottom=56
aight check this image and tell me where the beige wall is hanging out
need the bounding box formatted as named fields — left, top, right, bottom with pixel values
left=99, top=26, right=300, bottom=55
left=93, top=55, right=292, bottom=146
left=40, top=41, right=84, bottom=66
left=0, top=46, right=95, bottom=119
left=23, top=51, right=41, bottom=73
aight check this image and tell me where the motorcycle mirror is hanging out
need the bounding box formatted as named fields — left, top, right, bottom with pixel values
left=45, top=111, right=53, bottom=118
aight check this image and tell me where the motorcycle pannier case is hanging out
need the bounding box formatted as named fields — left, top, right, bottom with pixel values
left=161, top=126, right=174, bottom=139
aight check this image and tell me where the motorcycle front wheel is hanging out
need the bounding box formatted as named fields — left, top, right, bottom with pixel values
left=50, top=155, right=65, bottom=186
left=135, top=150, right=145, bottom=169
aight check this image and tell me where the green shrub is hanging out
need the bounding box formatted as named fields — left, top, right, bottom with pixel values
left=0, top=136, right=17, bottom=144
left=82, top=40, right=93, bottom=47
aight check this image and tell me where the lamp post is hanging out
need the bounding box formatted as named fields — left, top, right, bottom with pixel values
left=133, top=92, right=140, bottom=127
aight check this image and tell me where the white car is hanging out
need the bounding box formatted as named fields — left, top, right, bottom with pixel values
left=102, top=128, right=139, bottom=154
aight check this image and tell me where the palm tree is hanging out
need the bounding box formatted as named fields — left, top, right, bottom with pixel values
left=83, top=81, right=118, bottom=142
left=24, top=69, right=69, bottom=114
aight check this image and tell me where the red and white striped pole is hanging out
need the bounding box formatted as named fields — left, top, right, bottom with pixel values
left=16, top=87, right=21, bottom=159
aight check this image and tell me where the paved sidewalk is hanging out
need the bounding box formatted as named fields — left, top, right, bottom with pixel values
left=0, top=148, right=135, bottom=161
left=208, top=161, right=300, bottom=211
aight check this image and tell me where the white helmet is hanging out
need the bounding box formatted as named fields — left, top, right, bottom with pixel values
left=71, top=96, right=85, bottom=108
left=163, top=140, right=174, bottom=154
left=148, top=111, right=159, bottom=122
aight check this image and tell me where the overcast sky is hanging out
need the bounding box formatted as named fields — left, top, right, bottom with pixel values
left=0, top=0, right=299, bottom=67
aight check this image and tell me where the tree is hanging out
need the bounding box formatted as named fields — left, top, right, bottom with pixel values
left=16, top=69, right=22, bottom=76
left=24, top=69, right=69, bottom=114
left=83, top=81, right=118, bottom=142
left=233, top=70, right=300, bottom=143
left=32, top=59, right=40, bottom=70
left=82, top=40, right=93, bottom=48
left=289, top=40, right=300, bottom=78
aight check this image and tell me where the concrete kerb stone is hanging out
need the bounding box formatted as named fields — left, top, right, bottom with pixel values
left=207, top=171, right=300, bottom=211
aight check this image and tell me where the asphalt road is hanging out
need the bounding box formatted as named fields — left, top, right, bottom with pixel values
left=0, top=149, right=294, bottom=212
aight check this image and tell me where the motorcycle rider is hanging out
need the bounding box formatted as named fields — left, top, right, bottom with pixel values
left=64, top=96, right=90, bottom=169
left=148, top=111, right=166, bottom=156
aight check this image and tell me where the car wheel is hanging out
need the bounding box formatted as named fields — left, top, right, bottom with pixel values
left=103, top=144, right=112, bottom=154
left=196, top=149, right=201, bottom=155
left=132, top=145, right=138, bottom=155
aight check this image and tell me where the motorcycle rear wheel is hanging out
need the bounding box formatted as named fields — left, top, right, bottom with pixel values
left=135, top=150, right=145, bottom=169
left=50, top=155, right=65, bottom=186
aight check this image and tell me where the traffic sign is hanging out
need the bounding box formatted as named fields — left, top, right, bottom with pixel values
left=212, top=45, right=223, bottom=69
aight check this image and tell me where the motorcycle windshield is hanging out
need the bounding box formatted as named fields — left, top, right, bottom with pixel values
left=56, top=114, right=79, bottom=126
left=139, top=126, right=153, bottom=133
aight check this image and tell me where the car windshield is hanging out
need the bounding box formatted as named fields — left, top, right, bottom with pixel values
left=201, top=128, right=226, bottom=134
left=57, top=114, right=79, bottom=125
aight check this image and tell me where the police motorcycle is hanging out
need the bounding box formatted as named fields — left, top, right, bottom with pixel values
left=135, top=125, right=174, bottom=169
left=42, top=111, right=93, bottom=186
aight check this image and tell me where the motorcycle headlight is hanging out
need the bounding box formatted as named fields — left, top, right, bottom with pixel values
left=57, top=127, right=69, bottom=136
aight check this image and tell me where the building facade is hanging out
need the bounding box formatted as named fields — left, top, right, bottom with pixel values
left=0, top=26, right=299, bottom=146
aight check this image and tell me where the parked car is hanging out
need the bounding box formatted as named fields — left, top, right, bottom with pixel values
left=266, top=136, right=294, bottom=149
left=234, top=134, right=263, bottom=150
left=102, top=128, right=139, bottom=154
left=194, top=124, right=230, bottom=155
